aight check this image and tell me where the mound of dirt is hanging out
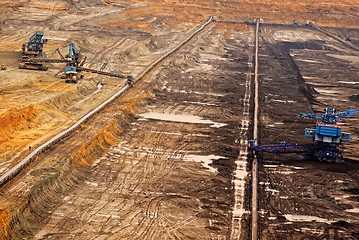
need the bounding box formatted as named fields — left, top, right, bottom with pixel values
left=0, top=105, right=38, bottom=144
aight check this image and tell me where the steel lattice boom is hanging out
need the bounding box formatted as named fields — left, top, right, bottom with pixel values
left=250, top=108, right=358, bottom=162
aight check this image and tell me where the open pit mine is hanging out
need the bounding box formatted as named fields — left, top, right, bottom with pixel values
left=0, top=1, right=359, bottom=239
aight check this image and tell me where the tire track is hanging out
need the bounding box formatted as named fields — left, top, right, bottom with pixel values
left=29, top=16, right=233, bottom=239
left=0, top=16, right=214, bottom=188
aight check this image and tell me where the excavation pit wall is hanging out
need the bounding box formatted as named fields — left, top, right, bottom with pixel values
left=0, top=74, right=126, bottom=177
left=0, top=105, right=39, bottom=144
left=0, top=19, right=245, bottom=237
left=0, top=80, right=160, bottom=239
left=0, top=15, right=212, bottom=238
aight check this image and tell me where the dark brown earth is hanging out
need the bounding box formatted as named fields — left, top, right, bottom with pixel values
left=0, top=21, right=254, bottom=239
left=258, top=24, right=359, bottom=239
left=0, top=1, right=359, bottom=240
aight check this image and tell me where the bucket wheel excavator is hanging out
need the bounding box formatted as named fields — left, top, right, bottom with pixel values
left=250, top=108, right=358, bottom=163
left=19, top=32, right=133, bottom=84
left=19, top=31, right=49, bottom=70
left=60, top=42, right=133, bottom=84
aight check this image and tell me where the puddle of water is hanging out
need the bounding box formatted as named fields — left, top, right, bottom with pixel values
left=147, top=130, right=208, bottom=138
left=192, top=134, right=210, bottom=137
left=339, top=81, right=359, bottom=84
left=334, top=180, right=344, bottom=183
left=182, top=100, right=217, bottom=106
left=276, top=165, right=305, bottom=170
left=193, top=91, right=225, bottom=97
left=166, top=89, right=225, bottom=97
left=270, top=99, right=296, bottom=103
left=285, top=214, right=335, bottom=223
left=292, top=166, right=305, bottom=170
left=265, top=187, right=279, bottom=194
left=301, top=227, right=323, bottom=234
left=296, top=59, right=321, bottom=63
left=149, top=130, right=182, bottom=136
left=263, top=165, right=278, bottom=168
left=259, top=182, right=270, bottom=186
left=302, top=76, right=322, bottom=80
left=139, top=112, right=227, bottom=128
left=183, top=154, right=226, bottom=173
left=84, top=181, right=99, bottom=187
left=272, top=170, right=294, bottom=175
left=334, top=195, right=351, bottom=201
left=345, top=208, right=359, bottom=213
left=315, top=89, right=337, bottom=94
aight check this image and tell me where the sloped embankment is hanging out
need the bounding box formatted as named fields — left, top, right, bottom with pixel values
left=0, top=80, right=159, bottom=239
left=0, top=106, right=39, bottom=144
left=0, top=104, right=72, bottom=164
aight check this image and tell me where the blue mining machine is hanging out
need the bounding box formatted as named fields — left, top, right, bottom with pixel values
left=61, top=42, right=133, bottom=84
left=19, top=33, right=133, bottom=84
left=249, top=108, right=359, bottom=163
left=62, top=42, right=84, bottom=83
left=19, top=31, right=49, bottom=70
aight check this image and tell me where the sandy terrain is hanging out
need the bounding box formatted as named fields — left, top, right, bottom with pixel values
left=0, top=0, right=359, bottom=239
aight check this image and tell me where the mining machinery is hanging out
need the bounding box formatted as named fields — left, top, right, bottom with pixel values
left=62, top=42, right=84, bottom=83
left=60, top=42, right=133, bottom=83
left=19, top=31, right=49, bottom=70
left=19, top=38, right=133, bottom=84
left=250, top=108, right=358, bottom=163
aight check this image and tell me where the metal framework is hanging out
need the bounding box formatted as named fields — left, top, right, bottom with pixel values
left=19, top=35, right=133, bottom=83
left=250, top=108, right=358, bottom=162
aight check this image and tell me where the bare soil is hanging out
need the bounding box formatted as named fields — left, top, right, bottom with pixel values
left=258, top=25, right=359, bottom=239
left=0, top=1, right=359, bottom=240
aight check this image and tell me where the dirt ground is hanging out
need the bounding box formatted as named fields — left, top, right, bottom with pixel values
left=257, top=25, right=359, bottom=239
left=0, top=0, right=191, bottom=179
left=0, top=0, right=359, bottom=239
left=0, top=23, right=254, bottom=239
